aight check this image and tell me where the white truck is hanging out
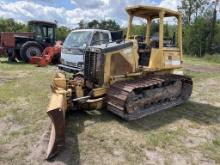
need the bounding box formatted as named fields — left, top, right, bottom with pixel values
left=59, top=29, right=122, bottom=73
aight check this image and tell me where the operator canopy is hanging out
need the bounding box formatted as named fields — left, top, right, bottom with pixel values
left=126, top=5, right=180, bottom=19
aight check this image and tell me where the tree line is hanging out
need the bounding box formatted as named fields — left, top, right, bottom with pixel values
left=77, top=19, right=120, bottom=31
left=76, top=0, right=220, bottom=57
left=0, top=0, right=219, bottom=57
left=0, top=18, right=70, bottom=41
left=178, top=0, right=220, bottom=56
left=0, top=18, right=121, bottom=40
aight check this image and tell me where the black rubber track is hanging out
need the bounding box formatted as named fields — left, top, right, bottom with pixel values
left=106, top=74, right=193, bottom=121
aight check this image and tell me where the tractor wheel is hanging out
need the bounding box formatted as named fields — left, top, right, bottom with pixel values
left=20, top=41, right=43, bottom=62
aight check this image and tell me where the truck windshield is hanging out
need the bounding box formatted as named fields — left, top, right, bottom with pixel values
left=63, top=31, right=92, bottom=48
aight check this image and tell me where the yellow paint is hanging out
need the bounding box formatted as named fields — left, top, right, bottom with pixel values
left=149, top=48, right=161, bottom=68
left=92, top=88, right=107, bottom=97
left=47, top=5, right=184, bottom=113
left=75, top=84, right=84, bottom=98
left=47, top=72, right=69, bottom=113
left=146, top=17, right=152, bottom=45
left=103, top=45, right=137, bottom=84
left=126, top=15, right=133, bottom=39
left=125, top=5, right=183, bottom=71
left=178, top=16, right=183, bottom=62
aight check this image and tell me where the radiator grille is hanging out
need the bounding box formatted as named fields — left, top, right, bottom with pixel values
left=84, top=50, right=104, bottom=86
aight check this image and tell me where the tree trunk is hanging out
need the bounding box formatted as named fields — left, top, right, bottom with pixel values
left=208, top=0, right=218, bottom=54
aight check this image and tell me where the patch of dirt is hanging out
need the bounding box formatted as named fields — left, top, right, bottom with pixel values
left=184, top=136, right=208, bottom=148
left=191, top=151, right=216, bottom=165
left=145, top=149, right=165, bottom=164
left=169, top=153, right=191, bottom=165
left=184, top=64, right=220, bottom=73
left=28, top=126, right=78, bottom=165
left=0, top=119, right=8, bottom=134
left=28, top=129, right=50, bottom=164
left=191, top=77, right=220, bottom=106
left=17, top=72, right=28, bottom=78
left=0, top=73, right=14, bottom=85
left=0, top=71, right=28, bottom=86
left=187, top=127, right=214, bottom=140
left=144, top=148, right=217, bottom=165
left=1, top=61, right=220, bottom=164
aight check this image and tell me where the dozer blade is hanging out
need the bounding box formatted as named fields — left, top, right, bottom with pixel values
left=45, top=73, right=69, bottom=160
left=46, top=93, right=67, bottom=159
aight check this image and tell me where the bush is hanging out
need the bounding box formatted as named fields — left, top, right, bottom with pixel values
left=203, top=54, right=220, bottom=63
left=183, top=17, right=210, bottom=57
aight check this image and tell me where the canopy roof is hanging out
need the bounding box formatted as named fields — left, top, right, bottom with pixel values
left=28, top=20, right=57, bottom=26
left=126, top=5, right=180, bottom=19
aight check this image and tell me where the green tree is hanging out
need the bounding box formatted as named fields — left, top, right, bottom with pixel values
left=178, top=0, right=220, bottom=55
left=78, top=20, right=87, bottom=29
left=78, top=19, right=121, bottom=31
left=178, top=0, right=195, bottom=24
left=207, top=0, right=219, bottom=53
left=213, top=22, right=220, bottom=52
left=0, top=18, right=71, bottom=42
left=0, top=18, right=27, bottom=32
left=87, top=19, right=99, bottom=29
left=56, top=26, right=70, bottom=41
left=178, top=0, right=208, bottom=25
left=186, top=17, right=210, bottom=56
left=214, top=23, right=220, bottom=44
left=99, top=20, right=120, bottom=31
left=131, top=24, right=146, bottom=36
left=151, top=21, right=159, bottom=35
left=164, top=23, right=169, bottom=37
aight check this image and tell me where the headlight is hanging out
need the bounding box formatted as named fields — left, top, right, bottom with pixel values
left=89, top=47, right=101, bottom=53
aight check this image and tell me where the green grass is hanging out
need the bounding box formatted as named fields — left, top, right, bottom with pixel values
left=145, top=128, right=187, bottom=149
left=184, top=54, right=220, bottom=66
left=184, top=70, right=220, bottom=79
left=0, top=58, right=54, bottom=164
left=202, top=137, right=220, bottom=164
left=0, top=57, right=220, bottom=164
left=203, top=54, right=220, bottom=64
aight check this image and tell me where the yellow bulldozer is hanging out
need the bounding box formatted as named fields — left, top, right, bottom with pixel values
left=45, top=5, right=193, bottom=159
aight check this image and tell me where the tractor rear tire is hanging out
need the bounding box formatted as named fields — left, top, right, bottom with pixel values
left=20, top=41, right=43, bottom=62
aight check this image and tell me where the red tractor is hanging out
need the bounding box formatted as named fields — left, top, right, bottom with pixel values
left=0, top=20, right=60, bottom=64
left=30, top=40, right=62, bottom=67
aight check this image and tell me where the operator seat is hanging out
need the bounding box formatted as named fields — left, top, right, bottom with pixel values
left=135, top=36, right=151, bottom=66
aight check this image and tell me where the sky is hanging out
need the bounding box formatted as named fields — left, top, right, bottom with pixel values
left=0, top=0, right=217, bottom=28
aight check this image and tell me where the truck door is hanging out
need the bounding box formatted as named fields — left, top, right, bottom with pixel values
left=91, top=32, right=110, bottom=45
left=100, top=32, right=110, bottom=44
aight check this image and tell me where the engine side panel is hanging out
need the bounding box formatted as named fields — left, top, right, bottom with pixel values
left=84, top=41, right=139, bottom=87
left=103, top=41, right=138, bottom=84
left=110, top=53, right=133, bottom=76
